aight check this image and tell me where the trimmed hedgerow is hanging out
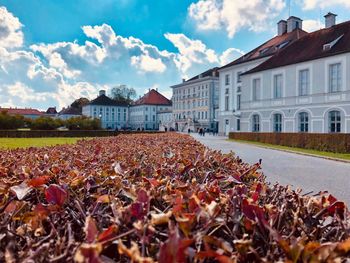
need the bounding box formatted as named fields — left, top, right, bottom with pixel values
left=0, top=133, right=349, bottom=262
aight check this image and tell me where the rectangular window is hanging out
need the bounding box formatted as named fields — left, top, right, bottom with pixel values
left=299, top=112, right=309, bottom=132
left=225, top=74, right=230, bottom=85
left=299, top=69, right=309, bottom=96
left=145, top=115, right=148, bottom=121
left=237, top=95, right=241, bottom=110
left=237, top=119, right=241, bottom=131
left=273, top=114, right=282, bottom=132
left=224, top=96, right=229, bottom=111
left=252, top=78, right=261, bottom=101
left=237, top=72, right=242, bottom=83
left=273, top=74, right=283, bottom=99
left=329, top=111, right=341, bottom=133
left=329, top=63, right=341, bottom=93
left=252, top=115, right=260, bottom=132
left=205, top=111, right=207, bottom=119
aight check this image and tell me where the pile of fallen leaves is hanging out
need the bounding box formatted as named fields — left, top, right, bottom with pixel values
left=0, top=133, right=349, bottom=262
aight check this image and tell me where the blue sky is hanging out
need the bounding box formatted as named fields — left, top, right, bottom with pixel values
left=0, top=0, right=350, bottom=110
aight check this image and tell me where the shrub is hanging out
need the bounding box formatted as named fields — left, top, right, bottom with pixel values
left=64, top=116, right=101, bottom=130
left=29, top=116, right=63, bottom=130
left=0, top=111, right=26, bottom=129
left=0, top=134, right=349, bottom=262
left=229, top=132, right=350, bottom=153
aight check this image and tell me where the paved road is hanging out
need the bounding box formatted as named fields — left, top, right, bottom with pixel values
left=191, top=133, right=350, bottom=205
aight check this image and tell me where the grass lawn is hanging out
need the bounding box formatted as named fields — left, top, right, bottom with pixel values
left=228, top=139, right=350, bottom=161
left=0, top=137, right=82, bottom=149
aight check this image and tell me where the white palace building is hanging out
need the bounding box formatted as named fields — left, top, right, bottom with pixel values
left=218, top=13, right=350, bottom=135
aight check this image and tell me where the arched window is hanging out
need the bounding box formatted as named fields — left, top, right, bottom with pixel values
left=299, top=112, right=309, bottom=132
left=252, top=114, right=260, bottom=132
left=329, top=110, right=341, bottom=133
left=273, top=113, right=282, bottom=132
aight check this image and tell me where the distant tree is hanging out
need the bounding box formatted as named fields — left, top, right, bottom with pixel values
left=29, top=117, right=63, bottom=130
left=0, top=111, right=26, bottom=129
left=65, top=116, right=101, bottom=130
left=70, top=98, right=90, bottom=113
left=111, top=85, right=136, bottom=104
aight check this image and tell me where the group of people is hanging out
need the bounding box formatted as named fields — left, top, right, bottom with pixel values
left=187, top=127, right=219, bottom=136
left=197, top=127, right=206, bottom=136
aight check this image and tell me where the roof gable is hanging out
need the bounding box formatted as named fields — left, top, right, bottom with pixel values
left=88, top=94, right=129, bottom=107
left=220, top=28, right=308, bottom=70
left=0, top=108, right=44, bottom=116
left=245, top=20, right=350, bottom=74
left=186, top=67, right=219, bottom=82
left=134, top=89, right=172, bottom=106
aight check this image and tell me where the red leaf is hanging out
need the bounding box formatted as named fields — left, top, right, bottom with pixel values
left=28, top=176, right=51, bottom=187
left=85, top=216, right=98, bottom=243
left=97, top=225, right=118, bottom=243
left=130, top=202, right=145, bottom=219
left=45, top=184, right=67, bottom=206
left=327, top=201, right=345, bottom=219
left=159, top=227, right=193, bottom=263
left=137, top=188, right=149, bottom=204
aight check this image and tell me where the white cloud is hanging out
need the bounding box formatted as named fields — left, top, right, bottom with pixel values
left=303, top=19, right=322, bottom=32
left=302, top=0, right=350, bottom=10
left=0, top=5, right=245, bottom=110
left=188, top=0, right=285, bottom=38
left=7, top=82, right=48, bottom=103
left=0, top=7, right=23, bottom=48
left=131, top=54, right=166, bottom=73
left=164, top=33, right=219, bottom=77
left=219, top=47, right=245, bottom=65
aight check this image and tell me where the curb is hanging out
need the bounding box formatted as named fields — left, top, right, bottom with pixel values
left=229, top=140, right=350, bottom=164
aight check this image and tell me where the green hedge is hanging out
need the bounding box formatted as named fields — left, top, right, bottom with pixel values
left=229, top=132, right=350, bottom=153
left=0, top=130, right=165, bottom=138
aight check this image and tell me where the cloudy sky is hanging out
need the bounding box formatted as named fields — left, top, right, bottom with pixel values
left=0, top=0, right=349, bottom=110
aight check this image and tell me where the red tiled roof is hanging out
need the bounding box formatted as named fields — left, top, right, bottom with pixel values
left=0, top=108, right=44, bottom=116
left=134, top=89, right=172, bottom=106
left=220, top=28, right=308, bottom=70
left=245, top=20, right=350, bottom=74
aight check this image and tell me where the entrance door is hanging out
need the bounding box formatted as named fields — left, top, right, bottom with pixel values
left=225, top=119, right=230, bottom=136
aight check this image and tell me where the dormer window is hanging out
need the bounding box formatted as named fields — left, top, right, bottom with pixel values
left=259, top=47, right=270, bottom=55
left=323, top=34, right=344, bottom=51
left=277, top=41, right=290, bottom=49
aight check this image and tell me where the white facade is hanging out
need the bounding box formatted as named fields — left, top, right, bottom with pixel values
left=171, top=69, right=219, bottom=132
left=158, top=110, right=173, bottom=131
left=218, top=58, right=269, bottom=135
left=129, top=104, right=172, bottom=130
left=240, top=53, right=350, bottom=133
left=82, top=104, right=128, bottom=129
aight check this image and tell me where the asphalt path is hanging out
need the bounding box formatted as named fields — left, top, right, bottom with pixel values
left=191, top=133, right=350, bottom=205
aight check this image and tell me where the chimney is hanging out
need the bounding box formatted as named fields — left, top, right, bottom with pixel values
left=182, top=78, right=186, bottom=83
left=324, top=12, right=337, bottom=28
left=277, top=20, right=287, bottom=35
left=99, top=90, right=106, bottom=96
left=287, top=16, right=303, bottom=33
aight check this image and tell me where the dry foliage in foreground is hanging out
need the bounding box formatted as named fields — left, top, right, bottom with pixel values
left=0, top=133, right=349, bottom=262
